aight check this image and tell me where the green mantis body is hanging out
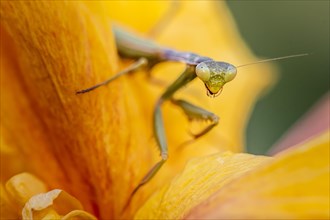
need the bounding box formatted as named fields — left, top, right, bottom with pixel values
left=77, top=26, right=307, bottom=208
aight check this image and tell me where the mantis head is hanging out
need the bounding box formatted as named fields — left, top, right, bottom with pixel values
left=194, top=53, right=308, bottom=98
left=195, top=61, right=237, bottom=97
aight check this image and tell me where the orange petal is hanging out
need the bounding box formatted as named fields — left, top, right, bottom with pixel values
left=187, top=130, right=330, bottom=219
left=135, top=152, right=270, bottom=219
left=1, top=1, right=119, bottom=218
left=0, top=134, right=25, bottom=182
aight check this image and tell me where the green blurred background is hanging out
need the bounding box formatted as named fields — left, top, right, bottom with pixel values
left=226, top=1, right=329, bottom=154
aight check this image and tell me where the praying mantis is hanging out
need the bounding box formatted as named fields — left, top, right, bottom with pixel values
left=76, top=25, right=307, bottom=208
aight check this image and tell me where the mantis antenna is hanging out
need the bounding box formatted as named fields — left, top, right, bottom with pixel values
left=236, top=53, right=309, bottom=68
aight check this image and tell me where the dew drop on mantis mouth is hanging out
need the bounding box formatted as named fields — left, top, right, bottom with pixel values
left=76, top=23, right=308, bottom=210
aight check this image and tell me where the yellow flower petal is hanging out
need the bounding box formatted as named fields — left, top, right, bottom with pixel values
left=1, top=173, right=47, bottom=219
left=186, top=130, right=330, bottom=219
left=62, top=210, right=98, bottom=220
left=5, top=173, right=47, bottom=207
left=97, top=1, right=171, bottom=33
left=135, top=152, right=270, bottom=219
left=1, top=172, right=95, bottom=219
left=22, top=189, right=96, bottom=220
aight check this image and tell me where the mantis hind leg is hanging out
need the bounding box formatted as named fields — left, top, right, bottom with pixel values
left=171, top=99, right=219, bottom=139
left=76, top=57, right=148, bottom=94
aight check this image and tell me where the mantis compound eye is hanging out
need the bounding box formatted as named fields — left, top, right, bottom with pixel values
left=196, top=62, right=211, bottom=82
left=223, top=65, right=237, bottom=83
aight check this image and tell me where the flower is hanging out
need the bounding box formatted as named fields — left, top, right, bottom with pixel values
left=1, top=1, right=328, bottom=219
left=137, top=131, right=329, bottom=219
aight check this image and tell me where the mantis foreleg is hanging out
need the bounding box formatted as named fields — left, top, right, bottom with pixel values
left=123, top=66, right=196, bottom=210
left=171, top=99, right=219, bottom=139
left=76, top=57, right=148, bottom=94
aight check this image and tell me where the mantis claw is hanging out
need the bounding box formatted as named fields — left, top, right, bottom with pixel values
left=171, top=99, right=219, bottom=140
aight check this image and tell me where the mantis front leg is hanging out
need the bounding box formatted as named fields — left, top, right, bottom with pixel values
left=144, top=98, right=219, bottom=191
left=123, top=66, right=197, bottom=210
left=171, top=99, right=219, bottom=139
